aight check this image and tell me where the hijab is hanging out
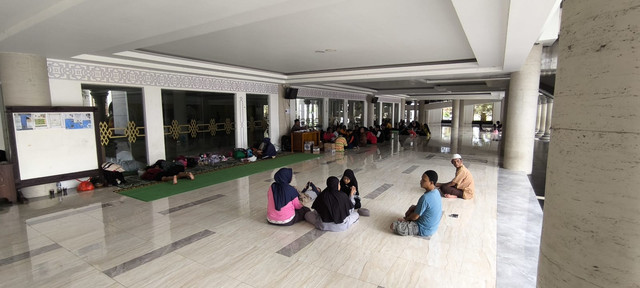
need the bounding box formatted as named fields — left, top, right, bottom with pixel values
left=312, top=176, right=354, bottom=224
left=340, top=169, right=359, bottom=195
left=271, top=168, right=299, bottom=211
left=262, top=138, right=277, bottom=158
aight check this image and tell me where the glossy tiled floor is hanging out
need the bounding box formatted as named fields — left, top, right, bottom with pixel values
left=0, top=125, right=542, bottom=288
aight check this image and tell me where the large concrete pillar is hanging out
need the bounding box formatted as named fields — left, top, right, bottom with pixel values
left=268, top=93, right=280, bottom=146
left=458, top=100, right=465, bottom=127
left=343, top=99, right=348, bottom=127
left=399, top=100, right=406, bottom=124
left=142, top=86, right=165, bottom=164
left=539, top=98, right=553, bottom=141
left=503, top=44, right=542, bottom=173
left=537, top=1, right=640, bottom=287
left=322, top=97, right=329, bottom=130
left=0, top=53, right=52, bottom=198
left=234, top=92, right=248, bottom=148
left=451, top=99, right=461, bottom=133
left=0, top=53, right=51, bottom=106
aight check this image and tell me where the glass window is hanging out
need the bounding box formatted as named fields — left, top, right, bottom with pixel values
left=328, top=99, right=344, bottom=128
left=347, top=100, right=363, bottom=129
left=473, top=103, right=493, bottom=121
left=162, top=90, right=235, bottom=160
left=82, top=84, right=147, bottom=170
left=296, top=98, right=324, bottom=129
left=247, top=94, right=268, bottom=149
left=442, top=107, right=453, bottom=120
left=382, top=103, right=393, bottom=124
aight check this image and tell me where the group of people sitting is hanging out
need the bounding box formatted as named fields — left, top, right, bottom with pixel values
left=398, top=120, right=431, bottom=138
left=267, top=153, right=475, bottom=237
left=322, top=122, right=391, bottom=152
left=267, top=168, right=365, bottom=231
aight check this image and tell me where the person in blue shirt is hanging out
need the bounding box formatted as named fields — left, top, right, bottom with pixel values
left=390, top=170, right=442, bottom=237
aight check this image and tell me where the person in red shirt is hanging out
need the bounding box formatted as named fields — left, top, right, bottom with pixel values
left=366, top=129, right=377, bottom=144
left=323, top=127, right=336, bottom=143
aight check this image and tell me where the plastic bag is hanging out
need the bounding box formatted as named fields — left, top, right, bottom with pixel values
left=77, top=179, right=95, bottom=191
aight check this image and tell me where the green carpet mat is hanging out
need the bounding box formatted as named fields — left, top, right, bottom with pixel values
left=119, top=153, right=322, bottom=202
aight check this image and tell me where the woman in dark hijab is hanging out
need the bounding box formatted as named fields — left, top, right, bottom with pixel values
left=267, top=168, right=310, bottom=225
left=340, top=169, right=361, bottom=209
left=305, top=176, right=359, bottom=231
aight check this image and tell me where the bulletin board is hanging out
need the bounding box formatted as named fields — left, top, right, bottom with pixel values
left=6, top=106, right=101, bottom=188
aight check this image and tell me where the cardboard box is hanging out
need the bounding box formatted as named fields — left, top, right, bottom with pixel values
left=324, top=143, right=335, bottom=151
left=312, top=147, right=320, bottom=154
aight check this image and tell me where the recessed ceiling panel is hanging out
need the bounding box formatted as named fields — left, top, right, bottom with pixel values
left=144, top=0, right=474, bottom=74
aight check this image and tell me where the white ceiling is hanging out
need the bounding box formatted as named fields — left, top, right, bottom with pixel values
left=0, top=0, right=561, bottom=100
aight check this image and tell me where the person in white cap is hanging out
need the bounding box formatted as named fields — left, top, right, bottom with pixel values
left=436, top=154, right=475, bottom=199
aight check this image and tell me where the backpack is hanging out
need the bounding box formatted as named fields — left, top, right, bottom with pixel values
left=281, top=135, right=291, bottom=151
left=233, top=148, right=247, bottom=159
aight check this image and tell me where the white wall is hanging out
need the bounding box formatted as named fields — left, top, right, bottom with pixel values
left=428, top=109, right=443, bottom=123
left=49, top=79, right=82, bottom=106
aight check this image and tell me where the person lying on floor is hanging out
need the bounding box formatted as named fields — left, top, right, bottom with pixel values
left=305, top=176, right=359, bottom=232
left=140, top=159, right=194, bottom=184
left=267, top=168, right=310, bottom=226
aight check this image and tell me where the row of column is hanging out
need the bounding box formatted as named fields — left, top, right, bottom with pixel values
left=534, top=96, right=553, bottom=141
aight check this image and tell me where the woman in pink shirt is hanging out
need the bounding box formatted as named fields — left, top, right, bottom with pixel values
left=267, top=168, right=310, bottom=225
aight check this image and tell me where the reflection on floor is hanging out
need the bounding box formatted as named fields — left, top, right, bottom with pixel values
left=0, top=124, right=542, bottom=288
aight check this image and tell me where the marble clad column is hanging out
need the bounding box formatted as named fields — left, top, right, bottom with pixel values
left=451, top=99, right=460, bottom=132
left=458, top=100, right=465, bottom=126
left=535, top=96, right=543, bottom=134
left=0, top=53, right=52, bottom=198
left=234, top=92, right=247, bottom=149
left=539, top=98, right=553, bottom=141
left=537, top=1, right=640, bottom=287
left=0, top=52, right=51, bottom=106
left=536, top=97, right=548, bottom=138
left=503, top=44, right=542, bottom=173
left=343, top=99, right=348, bottom=127
left=399, top=99, right=406, bottom=124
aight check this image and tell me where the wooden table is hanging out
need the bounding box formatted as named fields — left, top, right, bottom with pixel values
left=0, top=163, right=16, bottom=204
left=290, top=131, right=320, bottom=152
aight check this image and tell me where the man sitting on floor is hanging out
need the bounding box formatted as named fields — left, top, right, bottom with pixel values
left=437, top=154, right=475, bottom=199
left=390, top=170, right=442, bottom=237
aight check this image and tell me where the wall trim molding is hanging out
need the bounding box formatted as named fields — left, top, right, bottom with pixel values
left=297, top=87, right=367, bottom=100
left=47, top=59, right=279, bottom=94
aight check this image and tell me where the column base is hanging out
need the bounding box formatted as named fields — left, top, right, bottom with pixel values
left=540, top=133, right=551, bottom=141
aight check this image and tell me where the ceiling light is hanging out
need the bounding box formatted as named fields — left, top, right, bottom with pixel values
left=315, top=49, right=337, bottom=53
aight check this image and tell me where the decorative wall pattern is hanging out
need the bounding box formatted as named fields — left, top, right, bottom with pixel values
left=47, top=60, right=279, bottom=94
left=166, top=118, right=235, bottom=140
left=298, top=87, right=368, bottom=101
left=99, top=121, right=145, bottom=146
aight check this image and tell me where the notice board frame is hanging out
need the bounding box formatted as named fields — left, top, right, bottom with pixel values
left=5, top=106, right=101, bottom=189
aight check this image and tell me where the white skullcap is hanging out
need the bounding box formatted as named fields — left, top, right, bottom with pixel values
left=451, top=154, right=462, bottom=160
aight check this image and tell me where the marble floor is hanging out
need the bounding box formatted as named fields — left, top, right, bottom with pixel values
left=0, top=125, right=543, bottom=288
